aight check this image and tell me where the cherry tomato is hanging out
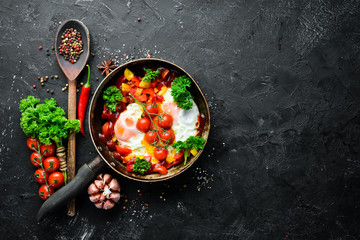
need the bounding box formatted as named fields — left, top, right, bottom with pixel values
left=158, top=113, right=173, bottom=129
left=126, top=162, right=134, bottom=172
left=154, top=148, right=168, bottom=161
left=38, top=184, right=55, bottom=200
left=43, top=156, right=60, bottom=173
left=48, top=171, right=65, bottom=189
left=34, top=168, right=49, bottom=184
left=145, top=103, right=159, bottom=117
left=159, top=129, right=175, bottom=144
left=102, top=121, right=114, bottom=140
left=27, top=137, right=39, bottom=151
left=116, top=145, right=132, bottom=156
left=173, top=150, right=184, bottom=160
left=40, top=142, right=56, bottom=157
left=136, top=118, right=151, bottom=132
left=156, top=94, right=164, bottom=102
left=145, top=131, right=159, bottom=144
left=30, top=152, right=42, bottom=167
left=153, top=165, right=167, bottom=175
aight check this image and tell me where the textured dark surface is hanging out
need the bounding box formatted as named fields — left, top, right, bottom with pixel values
left=1, top=0, right=360, bottom=239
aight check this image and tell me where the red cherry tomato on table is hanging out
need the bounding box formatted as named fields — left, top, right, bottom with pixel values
left=159, top=129, right=175, bottom=144
left=48, top=171, right=65, bottom=189
left=34, top=168, right=49, bottom=184
left=173, top=150, right=184, bottom=160
left=43, top=156, right=60, bottom=173
left=27, top=137, right=39, bottom=151
left=158, top=113, right=173, bottom=129
left=136, top=118, right=151, bottom=132
left=145, top=103, right=159, bottom=117
left=30, top=152, right=42, bottom=167
left=153, top=165, right=167, bottom=175
left=38, top=184, right=55, bottom=200
left=40, top=142, right=56, bottom=157
left=116, top=145, right=132, bottom=156
left=145, top=131, right=159, bottom=145
left=154, top=148, right=168, bottom=161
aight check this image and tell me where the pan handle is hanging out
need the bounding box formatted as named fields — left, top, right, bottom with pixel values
left=36, top=155, right=105, bottom=221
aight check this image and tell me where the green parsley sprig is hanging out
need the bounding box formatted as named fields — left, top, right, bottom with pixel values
left=172, top=136, right=205, bottom=165
left=142, top=68, right=161, bottom=82
left=171, top=75, right=193, bottom=110
left=103, top=86, right=123, bottom=112
left=133, top=157, right=150, bottom=174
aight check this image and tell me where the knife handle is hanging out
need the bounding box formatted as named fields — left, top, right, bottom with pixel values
left=36, top=156, right=105, bottom=221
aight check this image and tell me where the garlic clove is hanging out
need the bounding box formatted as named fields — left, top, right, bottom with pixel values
left=103, top=199, right=115, bottom=210
left=94, top=179, right=105, bottom=189
left=109, top=192, right=120, bottom=203
left=108, top=178, right=120, bottom=192
left=88, top=183, right=100, bottom=195
left=89, top=193, right=101, bottom=202
left=103, top=174, right=112, bottom=184
left=97, top=173, right=104, bottom=180
left=100, top=192, right=106, bottom=202
left=94, top=202, right=104, bottom=209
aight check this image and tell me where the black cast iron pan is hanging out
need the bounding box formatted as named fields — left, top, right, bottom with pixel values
left=36, top=58, right=210, bottom=220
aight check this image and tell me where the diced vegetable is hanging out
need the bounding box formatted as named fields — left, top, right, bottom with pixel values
left=139, top=80, right=151, bottom=89
left=158, top=86, right=167, bottom=96
left=121, top=83, right=130, bottom=92
left=124, top=68, right=134, bottom=80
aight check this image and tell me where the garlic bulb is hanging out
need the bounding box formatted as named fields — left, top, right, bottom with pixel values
left=88, top=173, right=121, bottom=210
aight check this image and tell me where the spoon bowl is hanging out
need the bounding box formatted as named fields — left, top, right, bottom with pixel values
left=55, top=19, right=90, bottom=81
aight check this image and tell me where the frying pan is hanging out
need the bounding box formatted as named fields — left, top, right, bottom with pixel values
left=36, top=58, right=210, bottom=220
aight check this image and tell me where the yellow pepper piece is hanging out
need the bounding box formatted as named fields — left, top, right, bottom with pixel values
left=121, top=83, right=130, bottom=92
left=154, top=88, right=159, bottom=93
left=135, top=88, right=143, bottom=96
left=158, top=86, right=168, bottom=96
left=139, top=81, right=151, bottom=89
left=124, top=68, right=134, bottom=80
left=190, top=148, right=198, bottom=156
left=112, top=136, right=117, bottom=142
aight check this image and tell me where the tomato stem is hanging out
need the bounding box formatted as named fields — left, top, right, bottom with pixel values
left=129, top=94, right=168, bottom=146
left=35, top=140, right=51, bottom=197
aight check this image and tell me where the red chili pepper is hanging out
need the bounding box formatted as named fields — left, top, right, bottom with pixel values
left=78, top=65, right=91, bottom=136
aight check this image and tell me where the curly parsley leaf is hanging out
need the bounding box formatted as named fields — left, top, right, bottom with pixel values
left=133, top=157, right=150, bottom=174
left=172, top=136, right=205, bottom=165
left=171, top=75, right=193, bottom=110
left=103, top=86, right=123, bottom=112
left=19, top=96, right=80, bottom=147
left=142, top=68, right=161, bottom=82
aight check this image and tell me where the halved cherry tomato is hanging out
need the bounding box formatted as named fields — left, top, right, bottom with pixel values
left=102, top=121, right=114, bottom=140
left=143, top=88, right=155, bottom=97
left=136, top=118, right=151, bottom=132
left=158, top=113, right=173, bottom=129
left=145, top=131, right=159, bottom=144
left=145, top=103, right=159, bottom=117
left=48, top=171, right=65, bottom=189
left=27, top=137, right=39, bottom=151
left=30, top=152, right=42, bottom=167
left=159, top=129, right=175, bottom=144
left=135, top=94, right=148, bottom=102
left=116, top=145, right=132, bottom=156
left=153, top=165, right=167, bottom=175
left=34, top=168, right=49, bottom=184
left=101, top=104, right=110, bottom=120
left=40, top=142, right=56, bottom=157
left=43, top=156, right=60, bottom=173
left=38, top=184, right=55, bottom=200
left=173, top=150, right=184, bottom=159
left=154, top=148, right=168, bottom=161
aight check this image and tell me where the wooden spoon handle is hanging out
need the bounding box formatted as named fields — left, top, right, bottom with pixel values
left=67, top=80, right=77, bottom=216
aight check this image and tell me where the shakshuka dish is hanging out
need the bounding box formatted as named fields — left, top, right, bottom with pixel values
left=99, top=65, right=205, bottom=175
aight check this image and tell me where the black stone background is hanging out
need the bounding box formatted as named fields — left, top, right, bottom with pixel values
left=1, top=0, right=360, bottom=239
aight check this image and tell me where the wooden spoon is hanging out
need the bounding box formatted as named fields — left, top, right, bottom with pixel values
left=55, top=19, right=90, bottom=217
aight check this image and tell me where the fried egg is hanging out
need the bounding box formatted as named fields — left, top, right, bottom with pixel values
left=114, top=103, right=146, bottom=155
left=162, top=88, right=199, bottom=142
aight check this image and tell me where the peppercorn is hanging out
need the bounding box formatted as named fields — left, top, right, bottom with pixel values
left=33, top=85, right=36, bottom=88
left=41, top=83, right=45, bottom=86
left=96, top=77, right=99, bottom=81
left=55, top=75, right=59, bottom=79
left=51, top=75, right=54, bottom=79
left=47, top=89, right=50, bottom=92
left=80, top=82, right=83, bottom=86
left=77, top=89, right=79, bottom=93
left=38, top=46, right=42, bottom=50
left=45, top=76, right=49, bottom=79
left=50, top=89, right=54, bottom=94
left=46, top=49, right=49, bottom=52
left=137, top=17, right=141, bottom=22
left=51, top=46, right=55, bottom=50
left=37, top=77, right=40, bottom=80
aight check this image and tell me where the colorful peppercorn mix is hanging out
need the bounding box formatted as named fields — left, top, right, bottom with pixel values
left=58, top=28, right=83, bottom=63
